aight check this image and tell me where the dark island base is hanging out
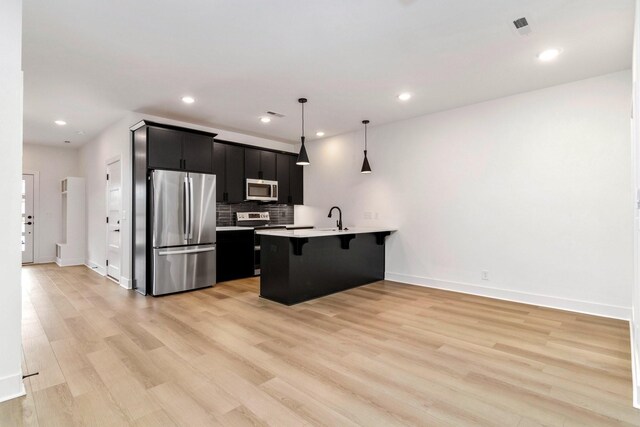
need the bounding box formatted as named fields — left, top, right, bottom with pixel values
left=259, top=233, right=386, bottom=305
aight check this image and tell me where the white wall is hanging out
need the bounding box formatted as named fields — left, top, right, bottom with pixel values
left=0, top=0, right=24, bottom=403
left=79, top=112, right=297, bottom=288
left=631, top=0, right=640, bottom=409
left=300, top=70, right=634, bottom=320
left=23, top=144, right=80, bottom=263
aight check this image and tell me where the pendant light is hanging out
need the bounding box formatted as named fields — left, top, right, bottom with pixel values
left=361, top=120, right=372, bottom=174
left=296, top=98, right=310, bottom=165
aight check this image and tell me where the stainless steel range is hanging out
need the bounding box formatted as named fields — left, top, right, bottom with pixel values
left=236, top=212, right=285, bottom=275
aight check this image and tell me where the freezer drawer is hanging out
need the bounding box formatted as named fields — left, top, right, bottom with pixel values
left=152, top=244, right=216, bottom=296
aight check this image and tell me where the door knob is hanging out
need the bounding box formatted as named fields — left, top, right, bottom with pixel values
left=114, top=229, right=120, bottom=232
left=25, top=222, right=32, bottom=225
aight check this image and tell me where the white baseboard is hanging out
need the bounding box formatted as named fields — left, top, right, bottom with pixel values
left=84, top=263, right=131, bottom=290
left=56, top=257, right=85, bottom=267
left=631, top=321, right=640, bottom=409
left=35, top=256, right=55, bottom=264
left=384, top=272, right=631, bottom=320
left=119, top=276, right=133, bottom=290
left=0, top=372, right=25, bottom=404
left=84, top=261, right=106, bottom=276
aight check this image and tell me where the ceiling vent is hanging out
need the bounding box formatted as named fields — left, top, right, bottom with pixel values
left=513, top=17, right=528, bottom=29
left=266, top=111, right=285, bottom=118
left=513, top=17, right=532, bottom=36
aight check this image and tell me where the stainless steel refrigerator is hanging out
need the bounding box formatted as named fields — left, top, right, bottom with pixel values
left=151, top=170, right=216, bottom=295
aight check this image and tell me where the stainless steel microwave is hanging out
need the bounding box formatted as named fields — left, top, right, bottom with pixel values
left=245, top=179, right=278, bottom=202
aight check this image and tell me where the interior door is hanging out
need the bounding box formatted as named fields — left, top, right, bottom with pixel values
left=106, top=159, right=122, bottom=281
left=22, top=174, right=34, bottom=264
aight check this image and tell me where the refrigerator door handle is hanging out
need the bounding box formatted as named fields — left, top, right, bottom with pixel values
left=188, top=176, right=194, bottom=239
left=183, top=177, right=189, bottom=239
left=158, top=246, right=216, bottom=256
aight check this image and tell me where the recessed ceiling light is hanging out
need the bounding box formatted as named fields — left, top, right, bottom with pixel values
left=398, top=93, right=412, bottom=101
left=181, top=96, right=195, bottom=104
left=316, top=131, right=325, bottom=137
left=537, top=48, right=561, bottom=62
left=260, top=117, right=271, bottom=123
left=54, top=120, right=67, bottom=126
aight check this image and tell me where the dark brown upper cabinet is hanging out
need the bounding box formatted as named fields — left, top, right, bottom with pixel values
left=276, top=153, right=291, bottom=204
left=245, top=148, right=277, bottom=181
left=275, top=153, right=304, bottom=205
left=147, top=126, right=214, bottom=173
left=289, top=155, right=304, bottom=205
left=214, top=142, right=245, bottom=203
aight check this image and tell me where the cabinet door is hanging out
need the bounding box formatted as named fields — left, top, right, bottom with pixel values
left=216, top=230, right=255, bottom=281
left=290, top=155, right=304, bottom=205
left=226, top=144, right=245, bottom=203
left=182, top=133, right=213, bottom=173
left=244, top=148, right=260, bottom=179
left=276, top=153, right=290, bottom=203
left=260, top=151, right=277, bottom=181
left=148, top=127, right=183, bottom=170
left=213, top=142, right=226, bottom=202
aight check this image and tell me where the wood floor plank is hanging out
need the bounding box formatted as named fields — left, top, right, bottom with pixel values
left=1, top=264, right=638, bottom=426
left=147, top=382, right=222, bottom=426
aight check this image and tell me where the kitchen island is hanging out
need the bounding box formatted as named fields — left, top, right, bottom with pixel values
left=256, top=227, right=395, bottom=305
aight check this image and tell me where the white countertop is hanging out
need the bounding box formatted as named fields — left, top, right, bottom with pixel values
left=216, top=224, right=313, bottom=232
left=255, top=227, right=396, bottom=238
left=216, top=226, right=252, bottom=231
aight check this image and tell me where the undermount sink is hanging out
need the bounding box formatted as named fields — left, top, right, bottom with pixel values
left=316, top=227, right=339, bottom=231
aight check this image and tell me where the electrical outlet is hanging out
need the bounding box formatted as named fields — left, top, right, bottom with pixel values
left=364, top=212, right=372, bottom=219
left=481, top=271, right=489, bottom=281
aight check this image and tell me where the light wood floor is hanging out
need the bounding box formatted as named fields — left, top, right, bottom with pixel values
left=0, top=264, right=638, bottom=426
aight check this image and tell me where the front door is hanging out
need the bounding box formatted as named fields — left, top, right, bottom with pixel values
left=106, top=159, right=122, bottom=281
left=22, top=174, right=34, bottom=264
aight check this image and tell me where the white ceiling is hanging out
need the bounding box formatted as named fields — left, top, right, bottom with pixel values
left=23, top=0, right=635, bottom=146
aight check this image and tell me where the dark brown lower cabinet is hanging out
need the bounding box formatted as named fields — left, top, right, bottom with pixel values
left=216, top=230, right=255, bottom=282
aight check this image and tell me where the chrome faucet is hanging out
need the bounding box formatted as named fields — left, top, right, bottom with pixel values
left=328, top=206, right=343, bottom=230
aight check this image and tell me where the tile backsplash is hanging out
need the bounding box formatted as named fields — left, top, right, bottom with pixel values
left=217, top=202, right=294, bottom=226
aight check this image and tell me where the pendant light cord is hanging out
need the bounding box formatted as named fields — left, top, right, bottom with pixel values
left=301, top=102, right=305, bottom=138
left=364, top=122, right=367, bottom=150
